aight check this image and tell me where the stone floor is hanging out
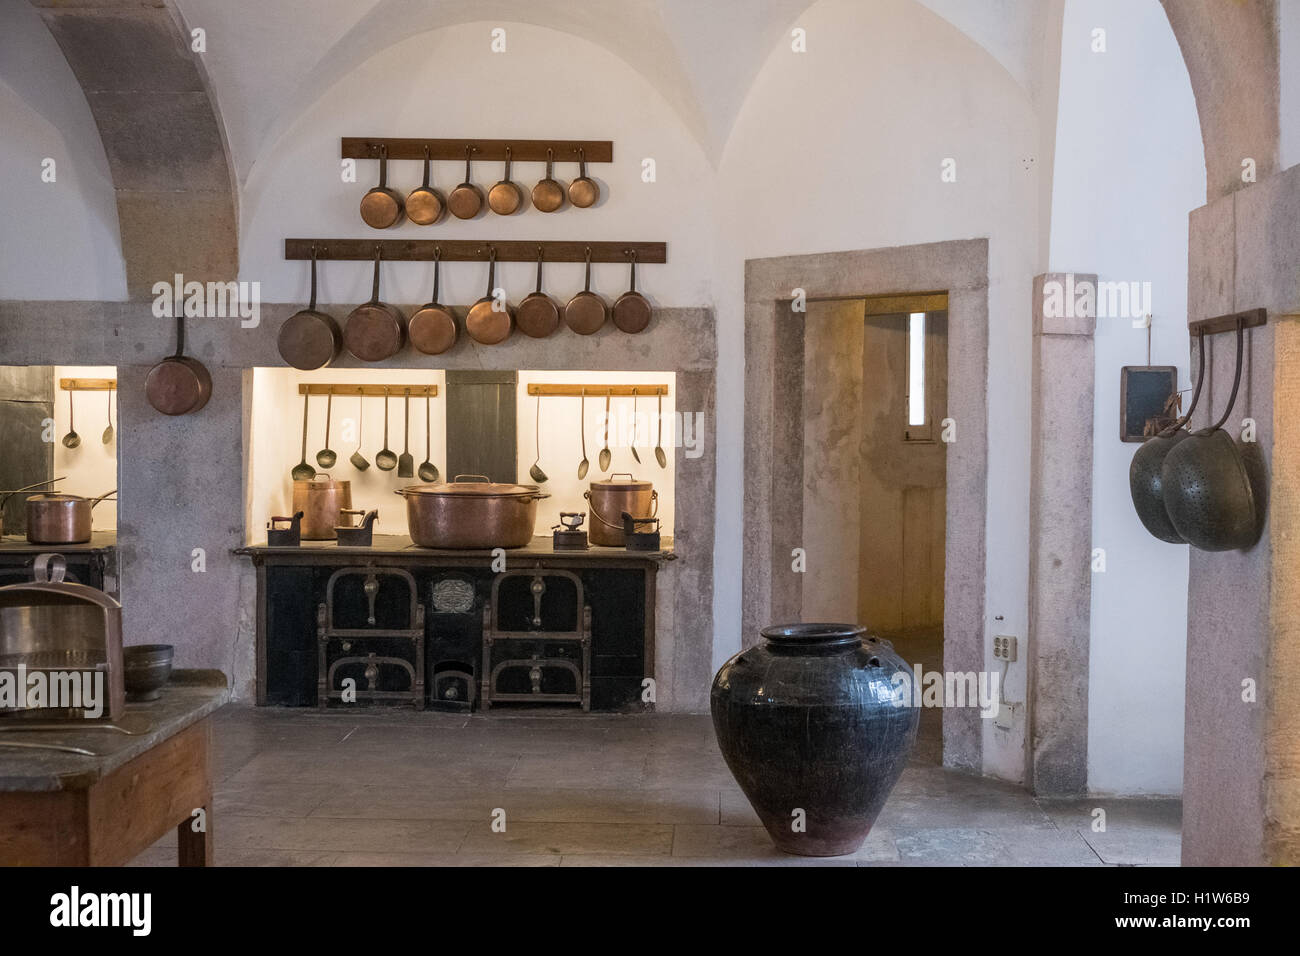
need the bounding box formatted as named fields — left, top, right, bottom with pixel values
left=129, top=702, right=1182, bottom=867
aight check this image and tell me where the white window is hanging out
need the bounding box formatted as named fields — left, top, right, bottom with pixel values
left=907, top=312, right=926, bottom=428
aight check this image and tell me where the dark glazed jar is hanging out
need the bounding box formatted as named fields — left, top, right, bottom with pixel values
left=710, top=622, right=918, bottom=856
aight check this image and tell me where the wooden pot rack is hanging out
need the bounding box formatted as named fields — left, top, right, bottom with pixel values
left=59, top=378, right=116, bottom=391
left=527, top=384, right=668, bottom=397
left=284, top=239, right=666, bottom=264
left=1188, top=307, right=1267, bottom=337
left=342, top=138, right=612, bottom=163
left=298, top=384, right=438, bottom=398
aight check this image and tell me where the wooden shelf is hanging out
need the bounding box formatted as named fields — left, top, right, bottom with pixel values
left=342, top=138, right=612, bottom=163
left=59, top=378, right=116, bottom=391
left=527, top=384, right=668, bottom=397
left=298, top=384, right=437, bottom=398
left=284, top=239, right=666, bottom=264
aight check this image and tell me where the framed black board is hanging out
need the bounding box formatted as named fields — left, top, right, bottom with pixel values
left=1120, top=366, right=1177, bottom=442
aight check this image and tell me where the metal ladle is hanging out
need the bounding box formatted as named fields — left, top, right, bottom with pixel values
left=630, top=388, right=641, bottom=465
left=529, top=392, right=548, bottom=483
left=102, top=387, right=114, bottom=445
left=61, top=390, right=80, bottom=449
left=655, top=390, right=667, bottom=468
left=350, top=390, right=370, bottom=471
left=577, top=390, right=590, bottom=479
left=291, top=392, right=316, bottom=480
left=598, top=392, right=612, bottom=472
left=316, top=391, right=337, bottom=468
left=418, top=392, right=438, bottom=482
left=375, top=387, right=398, bottom=471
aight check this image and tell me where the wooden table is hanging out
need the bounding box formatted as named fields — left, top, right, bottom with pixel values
left=0, top=671, right=229, bottom=866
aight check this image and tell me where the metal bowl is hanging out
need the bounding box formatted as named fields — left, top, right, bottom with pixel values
left=123, top=643, right=174, bottom=701
left=1129, top=430, right=1188, bottom=543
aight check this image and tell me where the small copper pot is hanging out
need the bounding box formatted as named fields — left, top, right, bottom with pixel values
left=26, top=490, right=117, bottom=545
left=292, top=475, right=352, bottom=540
left=585, top=475, right=656, bottom=547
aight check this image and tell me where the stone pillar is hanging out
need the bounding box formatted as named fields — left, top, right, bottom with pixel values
left=1027, top=272, right=1096, bottom=796
left=1182, top=163, right=1300, bottom=865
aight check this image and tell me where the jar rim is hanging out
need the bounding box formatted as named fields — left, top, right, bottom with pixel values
left=760, top=622, right=867, bottom=645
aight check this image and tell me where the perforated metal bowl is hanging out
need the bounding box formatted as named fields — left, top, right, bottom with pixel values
left=1160, top=428, right=1259, bottom=551
left=1129, top=430, right=1188, bottom=543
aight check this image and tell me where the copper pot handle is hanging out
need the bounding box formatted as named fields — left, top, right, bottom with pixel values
left=583, top=491, right=623, bottom=529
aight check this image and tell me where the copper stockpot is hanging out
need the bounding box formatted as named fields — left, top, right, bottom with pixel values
left=585, top=474, right=656, bottom=547
left=25, top=491, right=117, bottom=545
left=397, top=476, right=549, bottom=549
left=292, top=475, right=352, bottom=540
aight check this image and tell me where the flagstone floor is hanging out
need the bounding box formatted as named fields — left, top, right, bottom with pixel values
left=129, top=702, right=1181, bottom=867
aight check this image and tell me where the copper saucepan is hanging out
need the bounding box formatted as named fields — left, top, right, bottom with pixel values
left=360, top=144, right=404, bottom=229
left=447, top=146, right=484, bottom=220
left=568, top=147, right=599, bottom=208
left=278, top=245, right=342, bottom=370
left=612, top=250, right=652, bottom=333
left=465, top=249, right=513, bottom=345
left=532, top=148, right=565, bottom=213
left=146, top=312, right=212, bottom=415
left=408, top=248, right=457, bottom=355
left=564, top=247, right=607, bottom=335
left=487, top=146, right=523, bottom=216
left=516, top=246, right=560, bottom=338
left=343, top=247, right=406, bottom=362
left=405, top=145, right=446, bottom=226
left=26, top=490, right=117, bottom=545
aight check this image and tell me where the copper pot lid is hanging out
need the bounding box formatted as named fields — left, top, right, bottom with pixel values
left=26, top=493, right=85, bottom=503
left=589, top=474, right=652, bottom=490
left=399, top=477, right=541, bottom=498
left=294, top=474, right=350, bottom=490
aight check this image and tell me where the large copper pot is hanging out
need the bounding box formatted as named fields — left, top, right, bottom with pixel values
left=26, top=490, right=117, bottom=545
left=397, top=476, right=548, bottom=549
left=585, top=474, right=656, bottom=547
left=292, top=475, right=352, bottom=540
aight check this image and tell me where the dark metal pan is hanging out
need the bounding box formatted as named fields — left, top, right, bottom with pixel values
left=1160, top=320, right=1261, bottom=551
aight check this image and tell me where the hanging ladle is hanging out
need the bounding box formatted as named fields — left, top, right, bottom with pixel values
left=598, top=392, right=612, bottom=472
left=61, top=389, right=80, bottom=449
left=654, top=389, right=667, bottom=469
left=316, top=391, right=337, bottom=468
left=291, top=391, right=316, bottom=480
left=375, top=386, right=398, bottom=471
left=101, top=387, right=114, bottom=445
left=350, top=389, right=370, bottom=472
left=418, top=391, right=438, bottom=482
left=630, top=388, right=641, bottom=465
left=529, top=391, right=548, bottom=484
left=577, top=389, right=590, bottom=480
left=1129, top=327, right=1205, bottom=543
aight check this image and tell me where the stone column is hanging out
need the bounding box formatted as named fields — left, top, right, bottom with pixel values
left=1182, top=163, right=1300, bottom=865
left=1027, top=272, right=1096, bottom=796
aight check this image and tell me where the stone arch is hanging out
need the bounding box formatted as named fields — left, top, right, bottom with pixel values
left=1160, top=0, right=1280, bottom=200
left=32, top=0, right=238, bottom=299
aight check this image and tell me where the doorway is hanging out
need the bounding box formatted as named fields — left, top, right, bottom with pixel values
left=742, top=239, right=989, bottom=771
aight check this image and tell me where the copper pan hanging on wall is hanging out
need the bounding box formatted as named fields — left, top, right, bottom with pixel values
left=408, top=249, right=457, bottom=355
left=487, top=146, right=523, bottom=216
left=447, top=146, right=484, bottom=220
left=405, top=145, right=446, bottom=225
left=343, top=246, right=406, bottom=362
left=359, top=144, right=404, bottom=229
left=146, top=310, right=212, bottom=415
left=278, top=245, right=342, bottom=370
left=564, top=247, right=607, bottom=335
left=611, top=249, right=651, bottom=334
left=465, top=248, right=513, bottom=345
left=516, top=246, right=560, bottom=338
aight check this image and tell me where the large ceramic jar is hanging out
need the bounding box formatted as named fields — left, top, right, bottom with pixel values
left=710, top=622, right=918, bottom=856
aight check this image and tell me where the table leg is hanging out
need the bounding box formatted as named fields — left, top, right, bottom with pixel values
left=177, top=803, right=213, bottom=867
